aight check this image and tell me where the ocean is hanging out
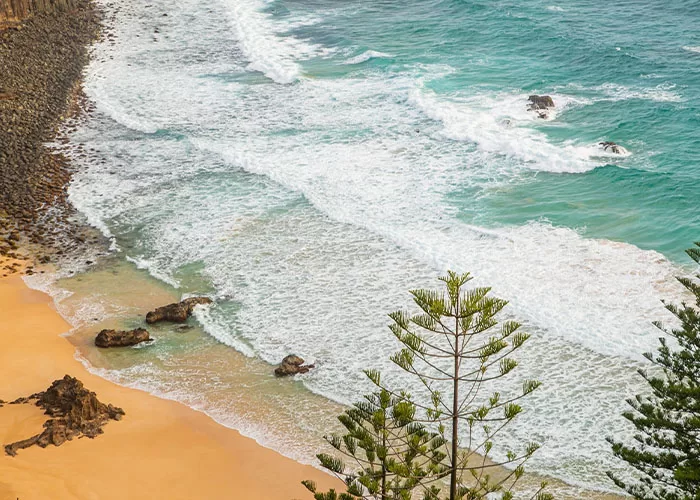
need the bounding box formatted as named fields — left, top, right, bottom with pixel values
left=58, top=0, right=700, bottom=492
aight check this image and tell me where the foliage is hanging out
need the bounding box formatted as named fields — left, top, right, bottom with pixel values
left=608, top=242, right=700, bottom=499
left=305, top=271, right=549, bottom=500
left=303, top=382, right=445, bottom=499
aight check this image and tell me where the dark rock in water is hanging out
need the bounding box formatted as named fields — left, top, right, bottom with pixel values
left=176, top=324, right=194, bottom=331
left=95, top=327, right=151, bottom=348
left=274, top=355, right=315, bottom=377
left=599, top=141, right=628, bottom=155
left=4, top=375, right=124, bottom=456
left=527, top=95, right=555, bottom=110
left=146, top=297, right=213, bottom=324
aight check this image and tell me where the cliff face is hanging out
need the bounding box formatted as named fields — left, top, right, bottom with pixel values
left=0, top=0, right=79, bottom=22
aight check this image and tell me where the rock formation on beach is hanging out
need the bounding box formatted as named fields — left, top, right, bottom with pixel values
left=95, top=327, right=152, bottom=348
left=274, top=355, right=315, bottom=377
left=146, top=297, right=213, bottom=324
left=3, top=375, right=124, bottom=456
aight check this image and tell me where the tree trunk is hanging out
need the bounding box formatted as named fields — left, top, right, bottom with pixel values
left=450, top=295, right=460, bottom=500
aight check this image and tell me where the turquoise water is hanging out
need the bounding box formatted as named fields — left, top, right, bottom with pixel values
left=289, top=0, right=700, bottom=260
left=66, top=0, right=699, bottom=491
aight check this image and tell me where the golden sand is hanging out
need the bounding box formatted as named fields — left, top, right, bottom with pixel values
left=0, top=274, right=339, bottom=500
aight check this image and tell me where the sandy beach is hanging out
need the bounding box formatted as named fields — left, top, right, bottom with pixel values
left=0, top=273, right=339, bottom=500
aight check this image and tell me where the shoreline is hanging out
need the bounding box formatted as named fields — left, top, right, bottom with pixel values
left=50, top=256, right=626, bottom=500
left=0, top=273, right=340, bottom=499
left=0, top=1, right=633, bottom=498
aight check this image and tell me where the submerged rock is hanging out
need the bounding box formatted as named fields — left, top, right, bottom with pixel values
left=274, top=355, right=315, bottom=377
left=146, top=297, right=213, bottom=324
left=599, top=141, right=628, bottom=155
left=4, top=375, right=124, bottom=456
left=95, top=327, right=151, bottom=348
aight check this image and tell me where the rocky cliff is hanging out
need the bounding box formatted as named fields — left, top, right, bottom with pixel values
left=0, top=0, right=79, bottom=22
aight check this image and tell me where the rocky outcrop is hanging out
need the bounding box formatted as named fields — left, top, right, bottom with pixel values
left=527, top=95, right=554, bottom=118
left=528, top=95, right=554, bottom=110
left=0, top=0, right=101, bottom=266
left=4, top=375, right=124, bottom=456
left=146, top=297, right=212, bottom=324
left=599, top=141, right=628, bottom=155
left=1, top=0, right=80, bottom=22
left=95, top=327, right=151, bottom=348
left=274, top=355, right=315, bottom=377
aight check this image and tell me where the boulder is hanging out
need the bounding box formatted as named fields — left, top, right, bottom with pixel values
left=146, top=296, right=212, bottom=324
left=95, top=327, right=150, bottom=348
left=274, top=355, right=315, bottom=377
left=527, top=95, right=555, bottom=110
left=4, top=375, right=124, bottom=456
left=599, top=141, right=628, bottom=155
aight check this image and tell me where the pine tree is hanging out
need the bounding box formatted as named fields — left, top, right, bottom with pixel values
left=383, top=271, right=548, bottom=500
left=302, top=378, right=447, bottom=500
left=305, top=271, right=549, bottom=500
left=608, top=242, right=700, bottom=500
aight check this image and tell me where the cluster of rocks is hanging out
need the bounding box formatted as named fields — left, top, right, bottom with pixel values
left=3, top=375, right=124, bottom=456
left=0, top=0, right=101, bottom=275
left=91, top=297, right=316, bottom=378
left=526, top=95, right=628, bottom=155
left=94, top=297, right=211, bottom=347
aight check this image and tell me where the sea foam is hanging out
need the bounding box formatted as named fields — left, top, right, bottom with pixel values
left=344, top=50, right=394, bottom=65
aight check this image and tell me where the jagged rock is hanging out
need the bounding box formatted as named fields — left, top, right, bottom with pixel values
left=527, top=95, right=555, bottom=110
left=599, top=141, right=628, bottom=155
left=95, top=327, right=151, bottom=347
left=4, top=375, right=124, bottom=456
left=274, top=355, right=315, bottom=377
left=146, top=296, right=212, bottom=324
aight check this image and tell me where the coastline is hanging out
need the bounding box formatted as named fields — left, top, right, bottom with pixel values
left=0, top=273, right=340, bottom=499
left=0, top=0, right=645, bottom=497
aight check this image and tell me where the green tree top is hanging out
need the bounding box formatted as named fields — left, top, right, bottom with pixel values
left=608, top=242, right=700, bottom=499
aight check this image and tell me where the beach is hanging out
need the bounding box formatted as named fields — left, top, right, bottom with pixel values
left=0, top=0, right=696, bottom=497
left=0, top=272, right=339, bottom=500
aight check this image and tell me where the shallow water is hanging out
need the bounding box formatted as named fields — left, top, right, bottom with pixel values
left=63, top=0, right=699, bottom=491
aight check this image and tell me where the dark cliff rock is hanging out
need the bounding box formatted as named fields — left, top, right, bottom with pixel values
left=95, top=327, right=151, bottom=348
left=1, top=0, right=80, bottom=22
left=4, top=375, right=124, bottom=456
left=0, top=0, right=101, bottom=270
left=274, top=355, right=315, bottom=377
left=146, top=297, right=213, bottom=324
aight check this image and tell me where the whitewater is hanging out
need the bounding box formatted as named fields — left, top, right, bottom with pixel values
left=63, top=0, right=700, bottom=491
